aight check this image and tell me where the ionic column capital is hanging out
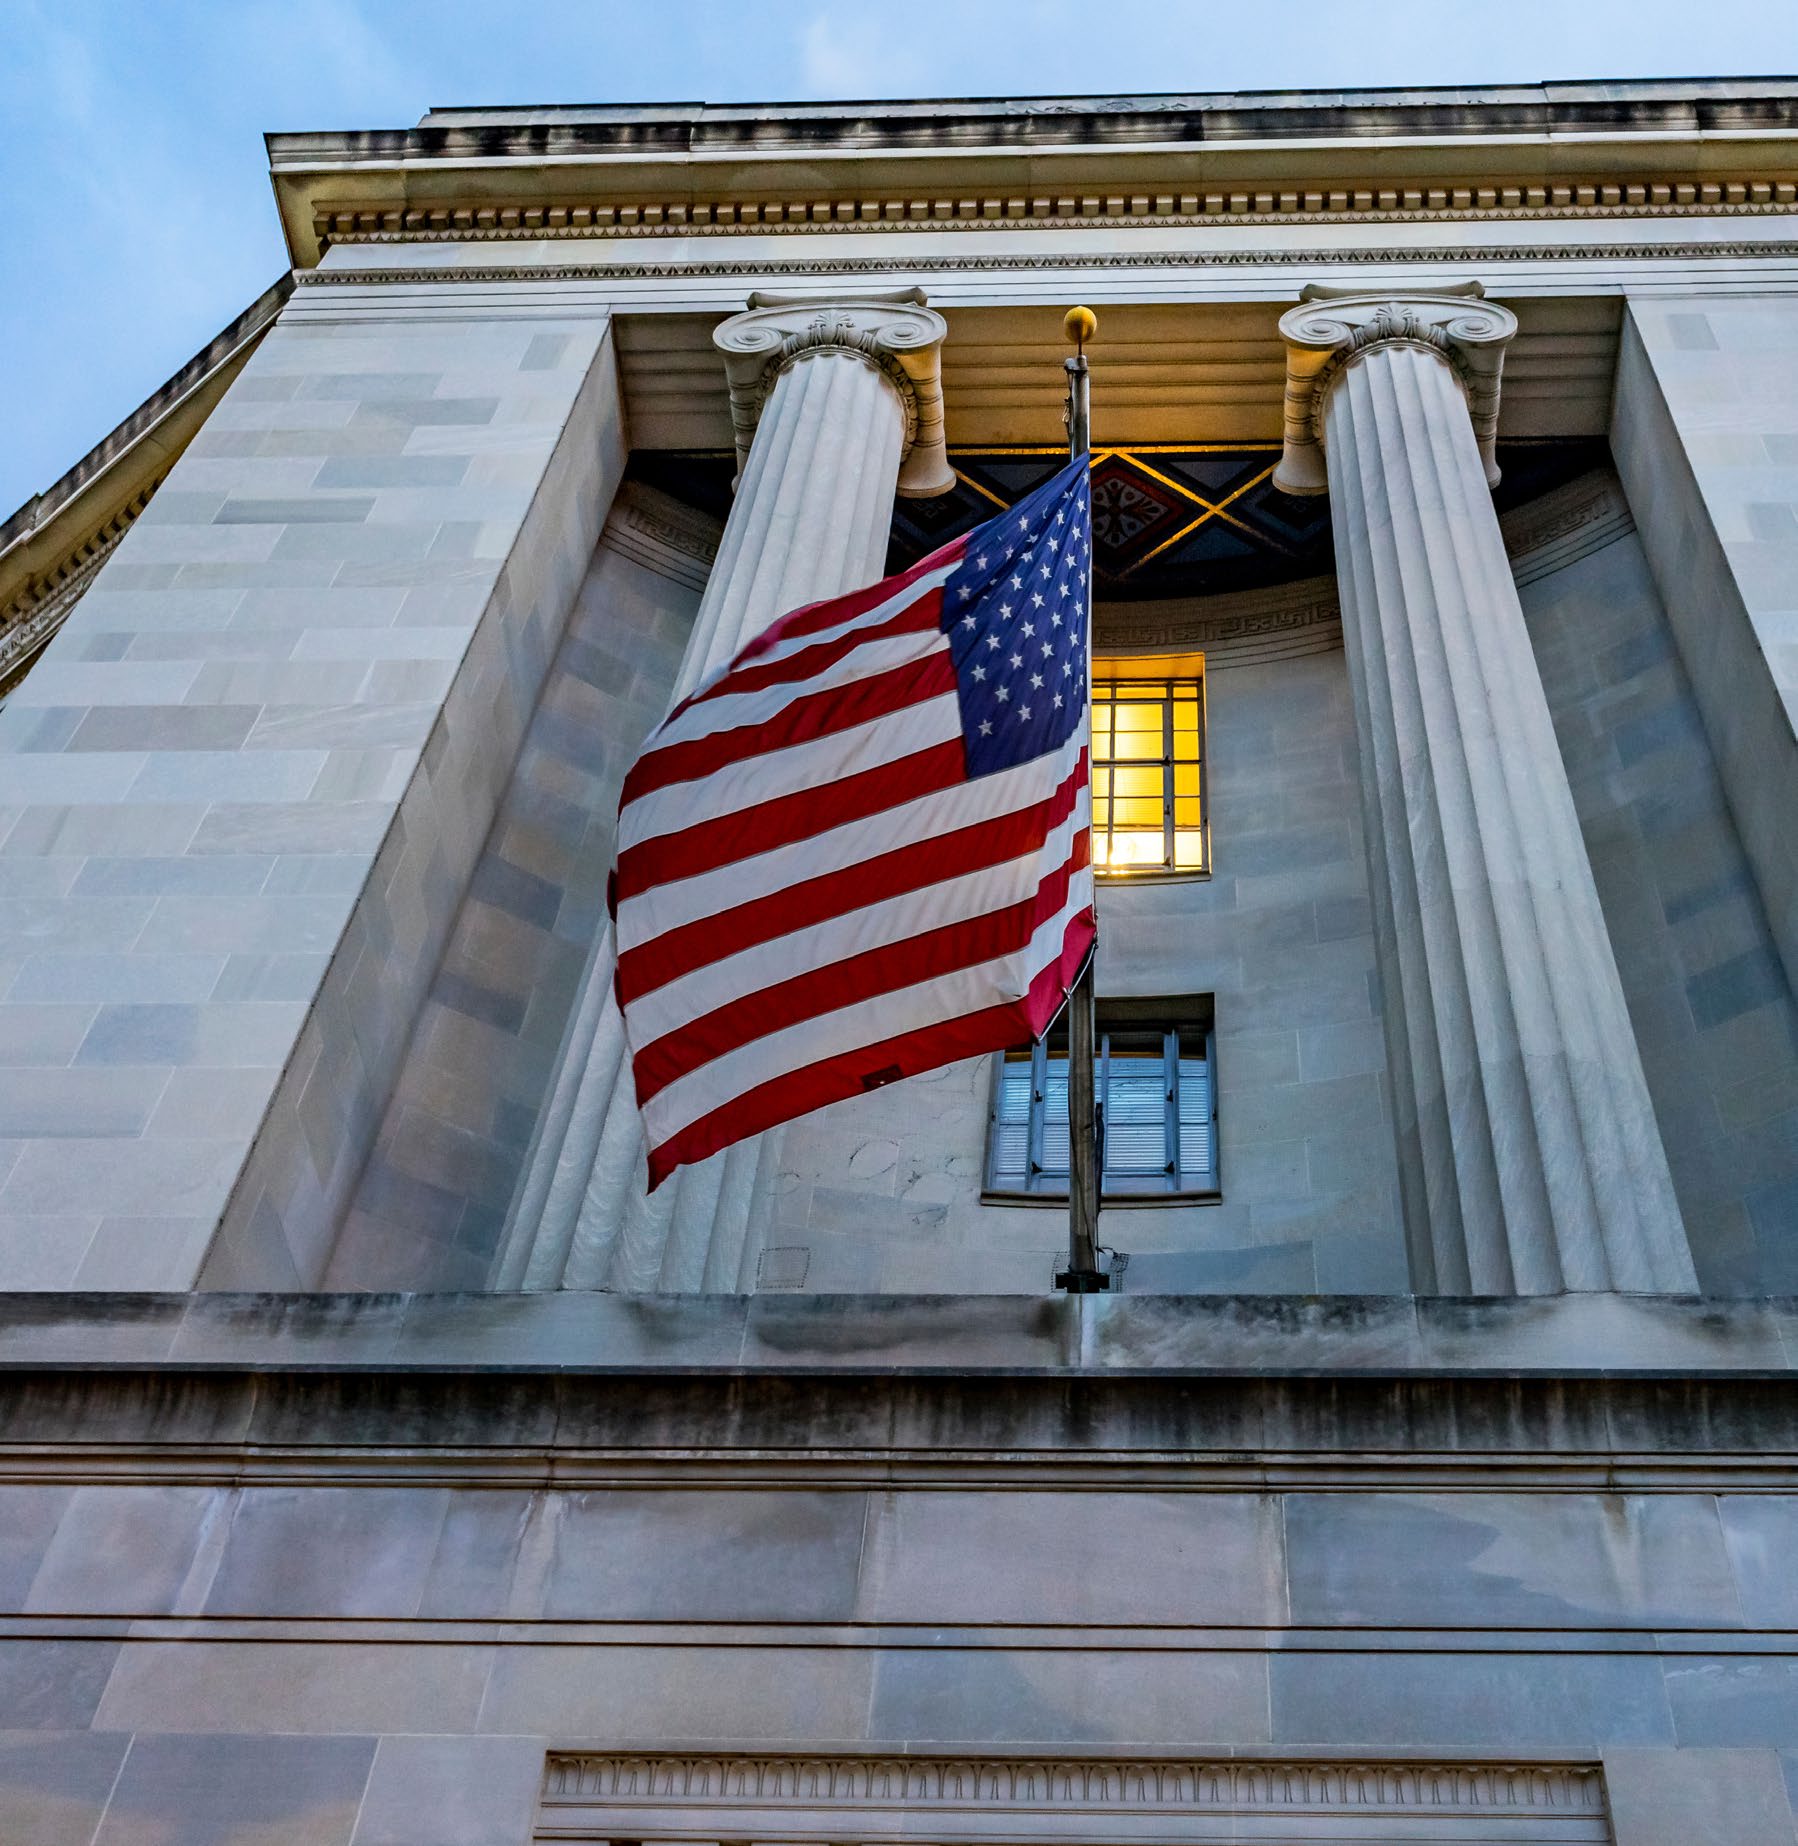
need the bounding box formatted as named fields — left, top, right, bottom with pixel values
left=714, top=288, right=953, bottom=497
left=1272, top=282, right=1518, bottom=495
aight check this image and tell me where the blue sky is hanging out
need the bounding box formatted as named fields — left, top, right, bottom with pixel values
left=4, top=0, right=1795, bottom=516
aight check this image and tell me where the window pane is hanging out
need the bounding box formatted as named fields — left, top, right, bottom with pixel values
left=1173, top=829, right=1206, bottom=869
left=1110, top=796, right=1163, bottom=829
left=1112, top=763, right=1165, bottom=802
left=1103, top=829, right=1167, bottom=868
left=990, top=1123, right=1029, bottom=1185
left=1039, top=1058, right=1070, bottom=1178
left=1109, top=728, right=1161, bottom=761
left=997, top=1054, right=1034, bottom=1121
left=1104, top=1038, right=1170, bottom=1179
left=1177, top=1051, right=1214, bottom=1183
left=1173, top=764, right=1202, bottom=799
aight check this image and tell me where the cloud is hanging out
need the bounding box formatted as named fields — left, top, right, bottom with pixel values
left=795, top=12, right=929, bottom=98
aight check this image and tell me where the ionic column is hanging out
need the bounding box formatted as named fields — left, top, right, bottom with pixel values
left=496, top=290, right=950, bottom=1292
left=1276, top=284, right=1696, bottom=1295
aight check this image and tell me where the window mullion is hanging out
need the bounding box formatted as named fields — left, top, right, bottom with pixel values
left=1162, top=678, right=1175, bottom=872
left=1163, top=1028, right=1179, bottom=1189
left=1027, top=1038, right=1047, bottom=1191
left=1096, top=1028, right=1111, bottom=1194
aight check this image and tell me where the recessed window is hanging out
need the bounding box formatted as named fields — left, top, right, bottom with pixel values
left=985, top=999, right=1218, bottom=1200
left=1091, top=668, right=1207, bottom=877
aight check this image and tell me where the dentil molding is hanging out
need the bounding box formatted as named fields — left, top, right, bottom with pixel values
left=1274, top=282, right=1519, bottom=494
left=713, top=289, right=952, bottom=497
left=306, top=172, right=1798, bottom=252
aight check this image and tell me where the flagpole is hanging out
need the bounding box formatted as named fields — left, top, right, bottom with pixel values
left=1056, top=306, right=1109, bottom=1295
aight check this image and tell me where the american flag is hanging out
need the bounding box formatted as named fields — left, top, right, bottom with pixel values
left=613, top=456, right=1094, bottom=1190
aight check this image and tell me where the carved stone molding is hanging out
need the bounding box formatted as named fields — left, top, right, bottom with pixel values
left=538, top=1751, right=1611, bottom=1843
left=308, top=171, right=1798, bottom=252
left=713, top=289, right=952, bottom=497
left=295, top=237, right=1798, bottom=290
left=0, top=516, right=134, bottom=699
left=597, top=482, right=721, bottom=592
left=1085, top=466, right=1632, bottom=668
left=1099, top=576, right=1342, bottom=668
left=1274, top=282, right=1519, bottom=494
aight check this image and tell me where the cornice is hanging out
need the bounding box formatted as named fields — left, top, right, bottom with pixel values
left=304, top=183, right=1798, bottom=258
left=269, top=80, right=1798, bottom=263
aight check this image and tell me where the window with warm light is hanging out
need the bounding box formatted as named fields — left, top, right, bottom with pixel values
left=1091, top=670, right=1207, bottom=876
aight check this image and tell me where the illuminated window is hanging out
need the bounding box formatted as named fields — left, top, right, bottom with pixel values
left=985, top=1000, right=1218, bottom=1200
left=1091, top=669, right=1207, bottom=875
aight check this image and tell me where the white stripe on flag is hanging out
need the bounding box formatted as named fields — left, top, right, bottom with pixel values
left=616, top=726, right=1086, bottom=949
left=618, top=683, right=962, bottom=853
left=627, top=802, right=1087, bottom=1043
left=731, top=559, right=959, bottom=671
left=648, top=625, right=946, bottom=754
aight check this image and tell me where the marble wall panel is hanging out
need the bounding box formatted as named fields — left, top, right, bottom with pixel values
left=0, top=289, right=626, bottom=1291
left=1519, top=512, right=1798, bottom=1291
left=325, top=489, right=705, bottom=1288
left=1614, top=299, right=1798, bottom=1047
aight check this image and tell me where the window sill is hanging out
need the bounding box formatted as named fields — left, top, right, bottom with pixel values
left=1095, top=868, right=1212, bottom=886
left=980, top=1188, right=1223, bottom=1210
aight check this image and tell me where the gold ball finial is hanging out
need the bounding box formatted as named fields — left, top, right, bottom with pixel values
left=1063, top=306, right=1098, bottom=350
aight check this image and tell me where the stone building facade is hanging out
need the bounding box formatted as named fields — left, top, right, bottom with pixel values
left=2, top=79, right=1798, bottom=1843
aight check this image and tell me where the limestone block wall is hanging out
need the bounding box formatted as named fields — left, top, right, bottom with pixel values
left=773, top=637, right=1406, bottom=1295
left=325, top=487, right=710, bottom=1289
left=0, top=1291, right=1796, bottom=1845
left=1519, top=482, right=1798, bottom=1291
left=1613, top=297, right=1798, bottom=1020
left=0, top=284, right=623, bottom=1291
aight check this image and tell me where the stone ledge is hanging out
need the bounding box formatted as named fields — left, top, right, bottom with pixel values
left=0, top=1288, right=1791, bottom=1377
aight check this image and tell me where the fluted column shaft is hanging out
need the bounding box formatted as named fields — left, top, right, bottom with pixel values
left=1280, top=289, right=1696, bottom=1295
left=495, top=294, right=944, bottom=1291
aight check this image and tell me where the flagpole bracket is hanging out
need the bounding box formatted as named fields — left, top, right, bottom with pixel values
left=1055, top=1264, right=1112, bottom=1293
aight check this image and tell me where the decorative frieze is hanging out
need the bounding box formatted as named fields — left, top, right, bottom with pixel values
left=293, top=236, right=1798, bottom=291
left=309, top=172, right=1798, bottom=249
left=538, top=1751, right=1611, bottom=1842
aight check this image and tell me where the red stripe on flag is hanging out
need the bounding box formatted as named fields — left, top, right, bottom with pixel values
left=682, top=593, right=945, bottom=706
left=642, top=906, right=1095, bottom=1189
left=631, top=831, right=1091, bottom=1105
left=622, top=650, right=956, bottom=807
left=615, top=752, right=1090, bottom=1006
left=613, top=737, right=966, bottom=903
left=731, top=539, right=964, bottom=664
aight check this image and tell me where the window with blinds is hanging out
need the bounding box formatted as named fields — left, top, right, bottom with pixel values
left=985, top=1001, right=1219, bottom=1199
left=1091, top=671, right=1207, bottom=876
